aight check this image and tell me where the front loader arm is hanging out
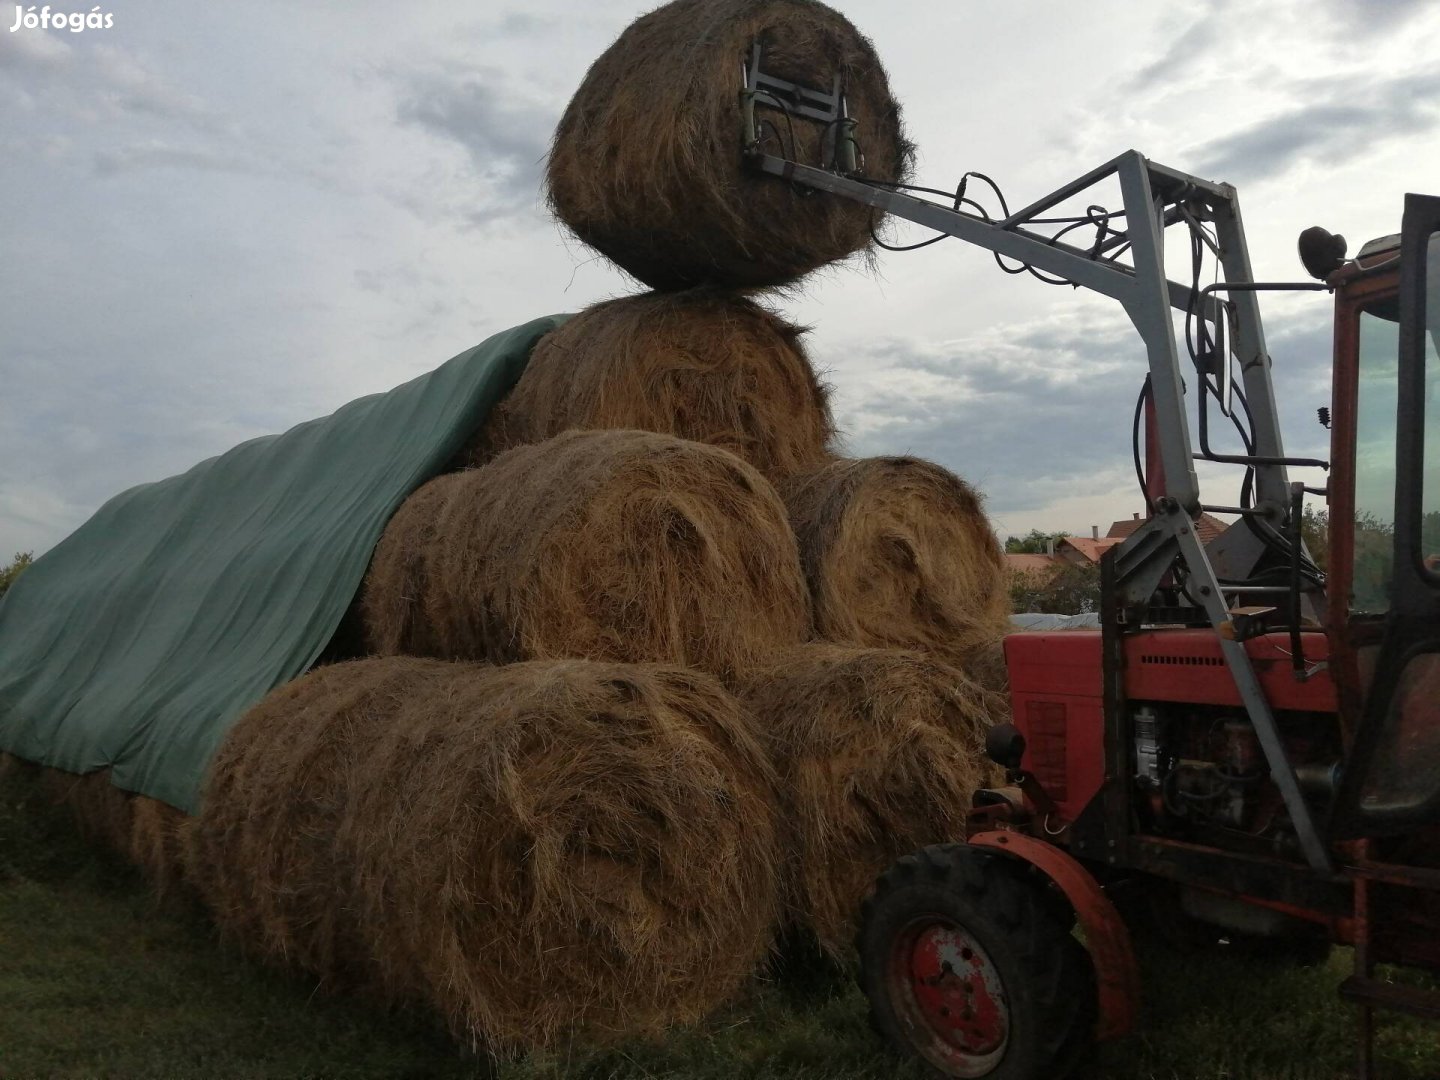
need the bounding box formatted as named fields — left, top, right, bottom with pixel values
left=744, top=95, right=1334, bottom=868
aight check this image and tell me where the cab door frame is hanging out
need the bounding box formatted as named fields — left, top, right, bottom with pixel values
left=1333, top=193, right=1440, bottom=838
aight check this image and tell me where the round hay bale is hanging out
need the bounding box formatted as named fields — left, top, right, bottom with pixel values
left=191, top=656, right=781, bottom=1050
left=547, top=0, right=913, bottom=290
left=313, top=592, right=370, bottom=666
left=189, top=667, right=387, bottom=983
left=37, top=766, right=134, bottom=855
left=360, top=473, right=459, bottom=656
left=17, top=763, right=190, bottom=892
left=781, top=456, right=1011, bottom=676
left=739, top=644, right=1005, bottom=956
left=367, top=430, right=810, bottom=680
left=129, top=796, right=191, bottom=897
left=465, top=290, right=834, bottom=484
left=964, top=631, right=1011, bottom=694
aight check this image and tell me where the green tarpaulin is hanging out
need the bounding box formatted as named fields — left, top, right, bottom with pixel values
left=0, top=315, right=565, bottom=812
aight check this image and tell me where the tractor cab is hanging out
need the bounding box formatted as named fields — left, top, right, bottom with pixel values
left=1319, top=202, right=1440, bottom=1031
left=1326, top=199, right=1440, bottom=840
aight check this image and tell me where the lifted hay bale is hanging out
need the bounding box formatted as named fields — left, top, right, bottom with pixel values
left=466, top=290, right=834, bottom=483
left=190, top=656, right=781, bottom=1050
left=781, top=456, right=1011, bottom=676
left=740, top=644, right=1005, bottom=956
left=547, top=0, right=912, bottom=289
left=366, top=430, right=810, bottom=679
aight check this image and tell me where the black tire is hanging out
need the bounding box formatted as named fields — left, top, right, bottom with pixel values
left=857, top=843, right=1097, bottom=1080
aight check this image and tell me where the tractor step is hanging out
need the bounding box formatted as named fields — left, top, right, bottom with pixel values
left=1339, top=976, right=1440, bottom=1020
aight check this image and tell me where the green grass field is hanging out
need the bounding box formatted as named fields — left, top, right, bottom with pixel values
left=2, top=767, right=1436, bottom=1080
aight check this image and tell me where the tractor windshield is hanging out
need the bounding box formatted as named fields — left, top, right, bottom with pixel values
left=1352, top=305, right=1400, bottom=613
left=1352, top=239, right=1440, bottom=614
left=1353, top=229, right=1440, bottom=823
left=1424, top=233, right=1440, bottom=575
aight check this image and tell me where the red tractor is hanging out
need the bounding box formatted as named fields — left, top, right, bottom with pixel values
left=742, top=47, right=1440, bottom=1079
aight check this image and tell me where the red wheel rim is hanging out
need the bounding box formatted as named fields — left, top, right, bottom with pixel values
left=887, top=915, right=1010, bottom=1077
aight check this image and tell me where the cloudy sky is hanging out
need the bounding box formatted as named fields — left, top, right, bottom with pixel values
left=3, top=0, right=1438, bottom=557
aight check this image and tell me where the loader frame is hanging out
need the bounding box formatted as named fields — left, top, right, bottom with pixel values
left=743, top=51, right=1440, bottom=1077
left=746, top=139, right=1335, bottom=869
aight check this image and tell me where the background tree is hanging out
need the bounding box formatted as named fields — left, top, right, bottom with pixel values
left=0, top=552, right=32, bottom=599
left=1004, top=529, right=1067, bottom=554
left=1009, top=561, right=1101, bottom=615
left=1300, top=505, right=1328, bottom=571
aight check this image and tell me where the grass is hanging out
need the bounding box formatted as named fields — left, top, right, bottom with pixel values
left=2, top=765, right=1436, bottom=1080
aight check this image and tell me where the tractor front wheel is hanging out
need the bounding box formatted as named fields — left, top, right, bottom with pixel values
left=858, top=843, right=1096, bottom=1080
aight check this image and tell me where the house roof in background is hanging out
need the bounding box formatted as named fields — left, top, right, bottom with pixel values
left=1005, top=553, right=1064, bottom=578
left=1106, top=511, right=1230, bottom=543
left=1058, top=536, right=1123, bottom=563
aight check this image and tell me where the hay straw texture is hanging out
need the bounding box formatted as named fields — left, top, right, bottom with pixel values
left=38, top=765, right=135, bottom=855
left=782, top=456, right=1011, bottom=671
left=190, top=656, right=781, bottom=1050
left=740, top=645, right=1004, bottom=956
left=129, top=796, right=191, bottom=896
left=357, top=474, right=451, bottom=658
left=466, top=290, right=835, bottom=484
left=13, top=761, right=192, bottom=893
left=964, top=633, right=1012, bottom=695
left=547, top=0, right=912, bottom=289
left=365, top=430, right=810, bottom=680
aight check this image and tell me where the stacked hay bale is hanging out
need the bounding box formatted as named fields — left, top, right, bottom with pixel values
left=188, top=658, right=780, bottom=1049
left=459, top=291, right=834, bottom=482
left=369, top=429, right=810, bottom=679
left=37, top=765, right=136, bottom=855
left=505, top=0, right=1006, bottom=962
left=128, top=795, right=189, bottom=897
left=72, top=0, right=1013, bottom=1051
left=4, top=760, right=188, bottom=900
left=781, top=456, right=1012, bottom=686
left=740, top=646, right=1004, bottom=954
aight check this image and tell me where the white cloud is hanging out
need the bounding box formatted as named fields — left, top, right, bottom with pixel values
left=2, top=0, right=1437, bottom=556
left=91, top=139, right=263, bottom=175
